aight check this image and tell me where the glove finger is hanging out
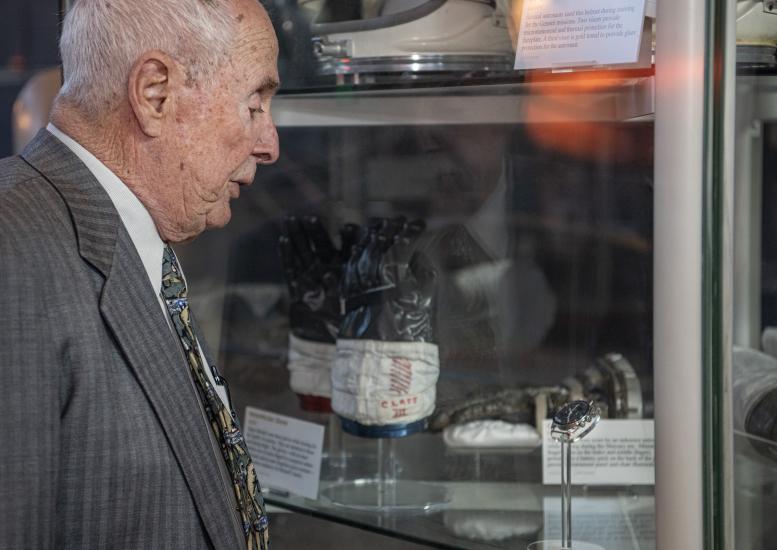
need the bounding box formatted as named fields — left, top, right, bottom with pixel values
left=393, top=219, right=424, bottom=249
left=302, top=215, right=336, bottom=263
left=339, top=223, right=361, bottom=263
left=408, top=250, right=437, bottom=292
left=341, top=259, right=358, bottom=296
left=374, top=234, right=395, bottom=286
left=342, top=227, right=370, bottom=295
left=380, top=216, right=406, bottom=250
left=371, top=217, right=405, bottom=286
left=383, top=218, right=425, bottom=278
left=278, top=234, right=299, bottom=275
left=358, top=234, right=383, bottom=288
left=278, top=235, right=301, bottom=298
left=405, top=218, right=426, bottom=239
left=284, top=215, right=316, bottom=266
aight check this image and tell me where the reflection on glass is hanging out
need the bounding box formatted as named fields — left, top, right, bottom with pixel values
left=183, top=118, right=656, bottom=548
left=734, top=119, right=777, bottom=549
left=176, top=2, right=661, bottom=548
left=730, top=8, right=777, bottom=546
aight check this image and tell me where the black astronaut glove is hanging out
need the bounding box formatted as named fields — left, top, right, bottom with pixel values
left=279, top=215, right=359, bottom=411
left=331, top=217, right=440, bottom=437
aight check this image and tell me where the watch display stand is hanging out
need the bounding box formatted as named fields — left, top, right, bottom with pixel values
left=527, top=541, right=605, bottom=550
left=319, top=415, right=376, bottom=481
left=319, top=437, right=451, bottom=511
left=529, top=401, right=605, bottom=550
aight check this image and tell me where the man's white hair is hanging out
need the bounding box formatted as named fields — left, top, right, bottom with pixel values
left=58, top=0, right=237, bottom=117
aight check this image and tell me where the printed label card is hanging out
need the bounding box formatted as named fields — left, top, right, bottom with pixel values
left=514, top=0, right=647, bottom=70
left=243, top=407, right=325, bottom=499
left=542, top=419, right=654, bottom=485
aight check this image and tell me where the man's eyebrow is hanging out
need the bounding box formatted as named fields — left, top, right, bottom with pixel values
left=258, top=76, right=280, bottom=92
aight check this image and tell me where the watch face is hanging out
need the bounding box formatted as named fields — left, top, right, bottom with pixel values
left=553, top=400, right=590, bottom=426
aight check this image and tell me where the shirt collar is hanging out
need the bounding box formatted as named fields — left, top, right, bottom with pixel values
left=46, top=123, right=166, bottom=294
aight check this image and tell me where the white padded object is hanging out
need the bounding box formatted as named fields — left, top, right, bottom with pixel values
left=332, top=338, right=439, bottom=425
left=443, top=420, right=542, bottom=449
left=287, top=333, right=336, bottom=397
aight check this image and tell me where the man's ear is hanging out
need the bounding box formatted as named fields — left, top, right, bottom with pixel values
left=127, top=51, right=177, bottom=138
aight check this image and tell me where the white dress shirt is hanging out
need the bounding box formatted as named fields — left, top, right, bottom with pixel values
left=46, top=124, right=230, bottom=408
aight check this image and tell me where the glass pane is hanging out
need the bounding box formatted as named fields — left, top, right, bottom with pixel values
left=180, top=2, right=658, bottom=548
left=730, top=2, right=777, bottom=545
left=733, top=101, right=777, bottom=550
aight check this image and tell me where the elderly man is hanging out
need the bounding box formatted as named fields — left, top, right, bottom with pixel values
left=0, top=0, right=279, bottom=548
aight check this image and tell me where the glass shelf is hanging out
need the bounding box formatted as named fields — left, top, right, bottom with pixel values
left=272, top=73, right=655, bottom=127
left=266, top=477, right=655, bottom=550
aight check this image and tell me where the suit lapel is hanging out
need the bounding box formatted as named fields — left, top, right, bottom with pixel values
left=21, top=130, right=243, bottom=550
left=100, top=235, right=243, bottom=550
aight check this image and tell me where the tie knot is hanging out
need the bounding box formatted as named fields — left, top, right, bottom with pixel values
left=161, top=245, right=187, bottom=300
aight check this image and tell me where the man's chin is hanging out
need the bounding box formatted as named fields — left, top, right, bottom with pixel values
left=205, top=206, right=232, bottom=231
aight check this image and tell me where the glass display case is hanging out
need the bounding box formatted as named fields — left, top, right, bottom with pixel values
left=730, top=44, right=777, bottom=550
left=172, top=0, right=764, bottom=548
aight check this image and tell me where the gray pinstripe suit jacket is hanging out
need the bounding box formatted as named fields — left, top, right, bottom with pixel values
left=0, top=130, right=246, bottom=549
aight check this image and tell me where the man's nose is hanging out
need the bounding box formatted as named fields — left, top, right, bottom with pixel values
left=253, top=118, right=279, bottom=165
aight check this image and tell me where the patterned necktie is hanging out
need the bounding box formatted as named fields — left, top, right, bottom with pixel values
left=161, top=245, right=269, bottom=550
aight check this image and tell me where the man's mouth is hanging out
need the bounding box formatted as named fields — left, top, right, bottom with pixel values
left=229, top=181, right=241, bottom=199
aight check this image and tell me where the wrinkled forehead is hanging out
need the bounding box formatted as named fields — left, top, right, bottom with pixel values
left=230, top=0, right=278, bottom=61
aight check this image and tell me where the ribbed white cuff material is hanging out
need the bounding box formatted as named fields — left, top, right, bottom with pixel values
left=287, top=333, right=336, bottom=398
left=332, top=338, right=439, bottom=425
left=442, top=420, right=541, bottom=449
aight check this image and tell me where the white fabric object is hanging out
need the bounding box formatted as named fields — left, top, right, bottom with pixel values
left=444, top=510, right=542, bottom=541
left=288, top=333, right=336, bottom=397
left=332, top=339, right=439, bottom=425
left=443, top=420, right=541, bottom=449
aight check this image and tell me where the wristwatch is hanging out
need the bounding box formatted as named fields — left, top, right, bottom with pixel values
left=551, top=400, right=601, bottom=443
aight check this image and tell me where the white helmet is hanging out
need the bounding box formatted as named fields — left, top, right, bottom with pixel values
left=308, top=0, right=515, bottom=77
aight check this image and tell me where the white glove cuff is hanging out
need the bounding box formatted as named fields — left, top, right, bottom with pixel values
left=332, top=338, right=439, bottom=425
left=287, top=333, right=336, bottom=398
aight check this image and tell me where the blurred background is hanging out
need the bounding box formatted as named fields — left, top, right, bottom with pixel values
left=0, top=0, right=59, bottom=157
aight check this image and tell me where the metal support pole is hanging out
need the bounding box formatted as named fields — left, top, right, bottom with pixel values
left=560, top=440, right=572, bottom=550
left=654, top=0, right=708, bottom=547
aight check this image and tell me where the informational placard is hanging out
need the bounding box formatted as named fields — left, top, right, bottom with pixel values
left=514, top=0, right=647, bottom=70
left=541, top=494, right=655, bottom=548
left=542, top=419, right=654, bottom=485
left=243, top=407, right=324, bottom=500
